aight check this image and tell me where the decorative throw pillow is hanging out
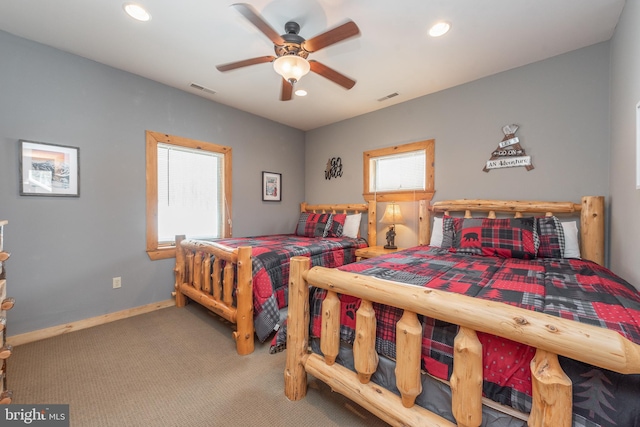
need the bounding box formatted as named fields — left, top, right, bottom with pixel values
left=562, top=221, right=581, bottom=258
left=536, top=216, right=565, bottom=258
left=441, top=216, right=456, bottom=249
left=325, top=213, right=347, bottom=237
left=295, top=212, right=332, bottom=238
left=429, top=216, right=444, bottom=247
left=341, top=213, right=361, bottom=239
left=450, top=217, right=538, bottom=259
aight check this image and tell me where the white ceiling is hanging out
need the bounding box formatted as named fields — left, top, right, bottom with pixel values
left=0, top=0, right=625, bottom=131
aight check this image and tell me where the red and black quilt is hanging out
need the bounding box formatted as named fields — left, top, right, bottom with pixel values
left=203, top=234, right=367, bottom=342
left=306, top=246, right=640, bottom=427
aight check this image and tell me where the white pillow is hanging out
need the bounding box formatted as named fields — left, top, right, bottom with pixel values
left=429, top=216, right=443, bottom=247
left=562, top=221, right=581, bottom=258
left=342, top=213, right=362, bottom=238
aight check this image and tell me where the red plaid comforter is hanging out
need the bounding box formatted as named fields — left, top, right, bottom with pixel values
left=205, top=234, right=367, bottom=342
left=308, top=246, right=640, bottom=427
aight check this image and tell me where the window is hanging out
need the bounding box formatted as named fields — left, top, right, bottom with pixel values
left=363, top=139, right=434, bottom=202
left=146, top=131, right=232, bottom=260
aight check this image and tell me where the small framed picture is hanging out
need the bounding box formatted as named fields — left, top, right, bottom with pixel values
left=262, top=171, right=281, bottom=202
left=19, top=140, right=80, bottom=197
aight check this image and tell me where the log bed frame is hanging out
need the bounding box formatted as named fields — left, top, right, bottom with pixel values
left=284, top=196, right=640, bottom=426
left=174, top=201, right=376, bottom=355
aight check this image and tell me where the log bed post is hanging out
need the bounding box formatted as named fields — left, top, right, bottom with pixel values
left=419, top=199, right=429, bottom=246
left=581, top=196, right=605, bottom=266
left=450, top=327, right=483, bottom=427
left=395, top=310, right=422, bottom=408
left=284, top=256, right=311, bottom=401
left=233, top=246, right=254, bottom=355
left=174, top=235, right=187, bottom=308
left=529, top=349, right=572, bottom=427
left=354, top=300, right=378, bottom=384
left=368, top=199, right=377, bottom=245
left=212, top=258, right=222, bottom=300
left=320, top=291, right=340, bottom=365
left=193, top=252, right=202, bottom=291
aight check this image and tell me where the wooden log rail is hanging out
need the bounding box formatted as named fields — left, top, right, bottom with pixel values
left=174, top=235, right=254, bottom=355
left=284, top=256, right=640, bottom=427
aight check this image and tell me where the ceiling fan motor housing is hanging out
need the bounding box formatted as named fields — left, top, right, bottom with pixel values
left=274, top=21, right=309, bottom=58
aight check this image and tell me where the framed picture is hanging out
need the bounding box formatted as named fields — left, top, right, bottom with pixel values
left=262, top=171, right=281, bottom=202
left=19, top=140, right=80, bottom=197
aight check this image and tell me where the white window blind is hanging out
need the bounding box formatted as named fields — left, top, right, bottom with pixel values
left=370, top=150, right=426, bottom=192
left=157, top=143, right=223, bottom=242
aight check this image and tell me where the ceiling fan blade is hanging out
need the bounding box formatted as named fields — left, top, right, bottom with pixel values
left=216, top=56, right=276, bottom=72
left=302, top=21, right=360, bottom=53
left=309, top=60, right=356, bottom=90
left=280, top=79, right=293, bottom=101
left=231, top=3, right=285, bottom=46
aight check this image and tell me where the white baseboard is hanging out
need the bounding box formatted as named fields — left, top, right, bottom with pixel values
left=6, top=299, right=175, bottom=347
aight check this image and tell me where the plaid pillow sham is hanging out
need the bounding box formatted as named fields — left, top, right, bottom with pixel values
left=441, top=215, right=456, bottom=249
left=325, top=213, right=347, bottom=237
left=536, top=216, right=565, bottom=258
left=441, top=214, right=571, bottom=259
left=295, top=213, right=332, bottom=238
left=448, top=217, right=539, bottom=259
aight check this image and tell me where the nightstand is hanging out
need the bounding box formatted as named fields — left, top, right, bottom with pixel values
left=355, top=245, right=404, bottom=261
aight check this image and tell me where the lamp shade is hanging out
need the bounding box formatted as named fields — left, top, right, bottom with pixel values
left=380, top=203, right=404, bottom=225
left=273, top=55, right=310, bottom=83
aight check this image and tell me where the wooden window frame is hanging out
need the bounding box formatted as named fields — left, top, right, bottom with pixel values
left=363, top=139, right=435, bottom=202
left=146, top=131, right=232, bottom=260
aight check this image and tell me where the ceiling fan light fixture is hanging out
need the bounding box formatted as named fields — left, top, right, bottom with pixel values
left=429, top=21, right=450, bottom=37
left=123, top=3, right=151, bottom=22
left=273, top=55, right=310, bottom=84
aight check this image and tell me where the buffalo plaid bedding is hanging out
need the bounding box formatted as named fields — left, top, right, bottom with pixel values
left=201, top=234, right=367, bottom=342
left=303, top=246, right=640, bottom=427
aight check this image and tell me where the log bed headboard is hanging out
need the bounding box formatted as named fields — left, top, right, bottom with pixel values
left=300, top=200, right=377, bottom=245
left=418, top=195, right=605, bottom=266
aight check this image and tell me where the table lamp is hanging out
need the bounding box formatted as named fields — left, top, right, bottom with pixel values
left=380, top=202, right=404, bottom=249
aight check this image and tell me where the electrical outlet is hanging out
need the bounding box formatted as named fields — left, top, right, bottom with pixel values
left=112, top=277, right=122, bottom=289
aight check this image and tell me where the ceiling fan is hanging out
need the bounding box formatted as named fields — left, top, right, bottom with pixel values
left=216, top=3, right=360, bottom=101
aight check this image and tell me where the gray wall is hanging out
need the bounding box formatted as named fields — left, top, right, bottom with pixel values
left=609, top=0, right=640, bottom=289
left=0, top=31, right=305, bottom=335
left=306, top=43, right=611, bottom=252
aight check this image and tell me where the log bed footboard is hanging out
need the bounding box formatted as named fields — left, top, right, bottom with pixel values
left=174, top=236, right=254, bottom=355
left=284, top=196, right=640, bottom=426
left=285, top=258, right=640, bottom=427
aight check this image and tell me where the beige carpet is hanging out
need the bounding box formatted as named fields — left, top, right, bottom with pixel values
left=8, top=303, right=390, bottom=426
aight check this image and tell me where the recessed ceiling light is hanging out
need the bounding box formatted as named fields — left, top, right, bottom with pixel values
left=295, top=89, right=307, bottom=97
left=429, top=21, right=450, bottom=37
left=123, top=3, right=151, bottom=22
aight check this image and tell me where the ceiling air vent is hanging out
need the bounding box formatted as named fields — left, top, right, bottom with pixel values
left=377, top=92, right=399, bottom=102
left=190, top=82, right=216, bottom=95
